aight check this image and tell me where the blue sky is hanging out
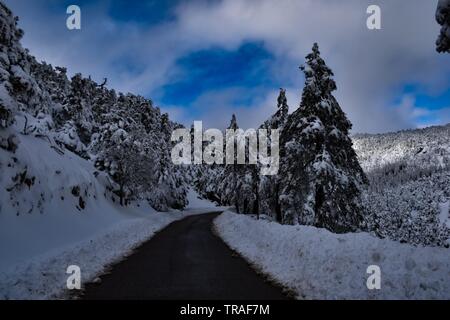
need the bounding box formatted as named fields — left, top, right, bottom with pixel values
left=159, top=42, right=275, bottom=104
left=4, top=0, right=450, bottom=133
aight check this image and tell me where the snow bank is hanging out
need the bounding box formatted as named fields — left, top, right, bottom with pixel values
left=0, top=199, right=216, bottom=300
left=214, top=211, right=450, bottom=299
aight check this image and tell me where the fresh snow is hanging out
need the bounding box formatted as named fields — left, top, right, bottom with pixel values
left=0, top=190, right=218, bottom=300
left=214, top=211, right=450, bottom=299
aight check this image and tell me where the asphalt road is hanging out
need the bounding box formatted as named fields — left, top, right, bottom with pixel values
left=81, top=212, right=288, bottom=300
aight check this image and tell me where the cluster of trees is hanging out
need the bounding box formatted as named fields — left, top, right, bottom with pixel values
left=194, top=42, right=450, bottom=245
left=0, top=2, right=188, bottom=211
left=362, top=170, right=450, bottom=247
left=194, top=43, right=368, bottom=233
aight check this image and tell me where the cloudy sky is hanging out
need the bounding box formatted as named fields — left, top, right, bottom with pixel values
left=4, top=0, right=450, bottom=133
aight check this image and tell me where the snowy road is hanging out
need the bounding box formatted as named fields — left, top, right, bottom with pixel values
left=81, top=213, right=288, bottom=300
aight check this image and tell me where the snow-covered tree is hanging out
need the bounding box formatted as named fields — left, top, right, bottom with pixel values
left=258, top=88, right=289, bottom=221
left=265, top=88, right=289, bottom=130
left=279, top=43, right=367, bottom=233
left=0, top=3, right=25, bottom=150
left=436, top=0, right=450, bottom=53
left=0, top=0, right=189, bottom=211
left=192, top=122, right=226, bottom=205
left=148, top=113, right=188, bottom=211
left=238, top=159, right=257, bottom=215
left=0, top=4, right=17, bottom=130
left=219, top=114, right=242, bottom=211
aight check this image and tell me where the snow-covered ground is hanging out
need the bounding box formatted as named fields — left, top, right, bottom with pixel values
left=0, top=133, right=219, bottom=299
left=214, top=211, right=450, bottom=299
left=0, top=190, right=219, bottom=300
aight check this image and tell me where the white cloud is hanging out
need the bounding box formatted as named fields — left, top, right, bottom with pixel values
left=4, top=0, right=450, bottom=133
left=171, top=0, right=450, bottom=133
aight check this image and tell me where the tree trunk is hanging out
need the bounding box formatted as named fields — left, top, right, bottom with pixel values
left=275, top=183, right=282, bottom=223
left=235, top=201, right=240, bottom=213
left=253, top=177, right=260, bottom=220
left=119, top=182, right=124, bottom=206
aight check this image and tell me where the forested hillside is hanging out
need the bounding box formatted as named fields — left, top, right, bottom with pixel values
left=194, top=43, right=368, bottom=233
left=0, top=2, right=188, bottom=216
left=354, top=125, right=450, bottom=246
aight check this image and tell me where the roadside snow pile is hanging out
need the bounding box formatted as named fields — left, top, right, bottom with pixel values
left=214, top=211, right=450, bottom=299
left=0, top=210, right=189, bottom=300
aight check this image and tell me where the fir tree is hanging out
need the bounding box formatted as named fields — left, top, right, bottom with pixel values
left=149, top=113, right=188, bottom=211
left=258, top=88, right=289, bottom=221
left=279, top=43, right=367, bottom=233
left=219, top=114, right=242, bottom=212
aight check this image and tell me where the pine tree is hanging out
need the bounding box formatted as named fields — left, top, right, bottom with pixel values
left=149, top=113, right=188, bottom=211
left=239, top=133, right=258, bottom=215
left=279, top=43, right=367, bottom=233
left=258, top=88, right=289, bottom=221
left=219, top=114, right=242, bottom=212
left=265, top=88, right=289, bottom=130
left=192, top=121, right=224, bottom=206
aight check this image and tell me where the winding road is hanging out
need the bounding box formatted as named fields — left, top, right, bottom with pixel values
left=82, top=212, right=288, bottom=300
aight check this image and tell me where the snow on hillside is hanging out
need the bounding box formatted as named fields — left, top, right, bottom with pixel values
left=214, top=211, right=450, bottom=300
left=353, top=124, right=450, bottom=174
left=353, top=125, right=450, bottom=246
